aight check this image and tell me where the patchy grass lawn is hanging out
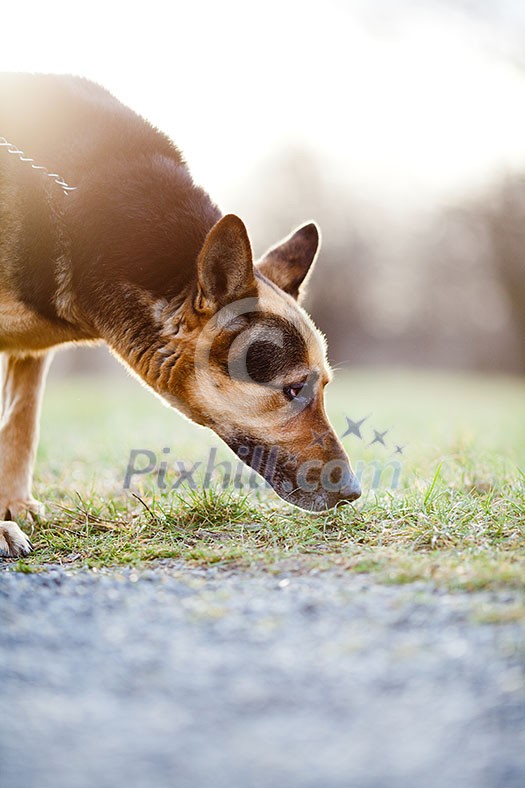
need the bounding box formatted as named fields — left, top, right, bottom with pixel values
left=6, top=357, right=525, bottom=591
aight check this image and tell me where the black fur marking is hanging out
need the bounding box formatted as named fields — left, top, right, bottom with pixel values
left=68, top=155, right=220, bottom=308
left=227, top=433, right=289, bottom=484
left=222, top=314, right=307, bottom=385
left=9, top=177, right=63, bottom=320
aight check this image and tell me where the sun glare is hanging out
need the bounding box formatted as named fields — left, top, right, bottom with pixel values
left=2, top=0, right=525, bottom=209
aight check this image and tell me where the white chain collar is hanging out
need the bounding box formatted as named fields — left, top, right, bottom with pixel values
left=0, top=136, right=77, bottom=196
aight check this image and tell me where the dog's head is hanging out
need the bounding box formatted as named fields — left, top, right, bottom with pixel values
left=159, top=214, right=361, bottom=512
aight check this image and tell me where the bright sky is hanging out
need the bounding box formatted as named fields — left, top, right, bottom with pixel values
left=2, top=0, right=525, bottom=211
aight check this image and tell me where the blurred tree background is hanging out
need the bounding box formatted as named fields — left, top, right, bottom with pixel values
left=55, top=146, right=525, bottom=377
left=220, top=147, right=525, bottom=374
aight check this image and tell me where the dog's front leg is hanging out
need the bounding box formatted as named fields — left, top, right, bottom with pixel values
left=0, top=353, right=51, bottom=558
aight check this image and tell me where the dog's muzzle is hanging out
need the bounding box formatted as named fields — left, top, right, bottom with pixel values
left=336, top=475, right=362, bottom=504
left=228, top=434, right=362, bottom=512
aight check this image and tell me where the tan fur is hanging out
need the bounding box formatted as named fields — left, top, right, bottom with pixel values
left=0, top=286, right=90, bottom=352
left=180, top=276, right=350, bottom=507
left=0, top=287, right=98, bottom=558
left=0, top=353, right=50, bottom=557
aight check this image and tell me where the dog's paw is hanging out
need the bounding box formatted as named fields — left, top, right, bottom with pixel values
left=0, top=521, right=33, bottom=557
left=1, top=498, right=45, bottom=521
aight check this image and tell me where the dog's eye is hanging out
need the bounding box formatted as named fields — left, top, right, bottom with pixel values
left=283, top=382, right=306, bottom=401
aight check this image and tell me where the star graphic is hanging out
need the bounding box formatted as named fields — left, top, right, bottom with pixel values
left=308, top=429, right=331, bottom=448
left=341, top=415, right=368, bottom=440
left=369, top=429, right=389, bottom=447
left=394, top=444, right=406, bottom=455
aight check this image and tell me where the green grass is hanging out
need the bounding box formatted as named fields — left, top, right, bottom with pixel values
left=6, top=357, right=525, bottom=592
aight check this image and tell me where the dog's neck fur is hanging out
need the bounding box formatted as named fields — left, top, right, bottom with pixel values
left=53, top=155, right=221, bottom=400
left=89, top=284, right=190, bottom=395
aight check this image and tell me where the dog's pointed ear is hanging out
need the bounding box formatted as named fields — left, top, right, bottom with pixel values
left=257, top=222, right=320, bottom=301
left=196, top=214, right=257, bottom=312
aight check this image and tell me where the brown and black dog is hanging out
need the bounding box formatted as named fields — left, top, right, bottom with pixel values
left=0, top=73, right=360, bottom=558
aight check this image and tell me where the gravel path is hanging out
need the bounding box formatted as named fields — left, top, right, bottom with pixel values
left=1, top=562, right=524, bottom=788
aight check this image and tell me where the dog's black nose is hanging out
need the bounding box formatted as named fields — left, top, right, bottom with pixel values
left=337, top=475, right=362, bottom=503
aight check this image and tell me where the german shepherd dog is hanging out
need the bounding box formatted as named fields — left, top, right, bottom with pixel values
left=0, top=73, right=361, bottom=558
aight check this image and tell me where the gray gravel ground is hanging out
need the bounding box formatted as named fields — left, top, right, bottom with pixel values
left=1, top=562, right=524, bottom=788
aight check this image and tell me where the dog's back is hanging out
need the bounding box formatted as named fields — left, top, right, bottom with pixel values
left=0, top=74, right=219, bottom=325
left=0, top=73, right=180, bottom=180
